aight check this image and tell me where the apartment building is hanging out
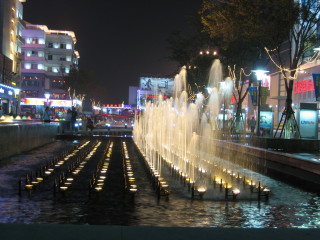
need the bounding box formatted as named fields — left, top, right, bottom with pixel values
left=0, top=0, right=26, bottom=114
left=20, top=23, right=79, bottom=116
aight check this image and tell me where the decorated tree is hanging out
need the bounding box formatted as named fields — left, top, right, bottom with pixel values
left=200, top=0, right=320, bottom=138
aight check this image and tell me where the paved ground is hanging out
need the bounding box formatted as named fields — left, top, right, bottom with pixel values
left=1, top=224, right=319, bottom=240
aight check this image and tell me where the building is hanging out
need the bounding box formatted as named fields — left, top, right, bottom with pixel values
left=128, top=86, right=139, bottom=106
left=0, top=0, right=26, bottom=115
left=269, top=60, right=320, bottom=138
left=20, top=23, right=80, bottom=118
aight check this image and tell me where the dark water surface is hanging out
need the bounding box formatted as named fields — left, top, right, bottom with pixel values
left=0, top=138, right=319, bottom=228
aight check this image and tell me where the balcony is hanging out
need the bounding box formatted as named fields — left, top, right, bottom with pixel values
left=46, top=48, right=73, bottom=54
left=16, top=35, right=25, bottom=45
left=24, top=56, right=46, bottom=61
left=22, top=43, right=46, bottom=49
left=21, top=69, right=45, bottom=74
left=45, top=71, right=66, bottom=77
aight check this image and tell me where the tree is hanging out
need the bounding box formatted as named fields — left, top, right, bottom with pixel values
left=263, top=0, right=320, bottom=138
left=200, top=0, right=320, bottom=138
left=167, top=30, right=218, bottom=97
left=200, top=0, right=269, bottom=133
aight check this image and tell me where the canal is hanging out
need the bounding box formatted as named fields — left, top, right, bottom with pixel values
left=0, top=137, right=319, bottom=228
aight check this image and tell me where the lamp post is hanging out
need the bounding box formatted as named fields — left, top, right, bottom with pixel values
left=252, top=70, right=269, bottom=136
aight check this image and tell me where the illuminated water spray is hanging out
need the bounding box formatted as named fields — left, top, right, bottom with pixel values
left=133, top=59, right=270, bottom=200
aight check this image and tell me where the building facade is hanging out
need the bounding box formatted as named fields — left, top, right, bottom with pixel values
left=20, top=23, right=79, bottom=117
left=0, top=0, right=26, bottom=115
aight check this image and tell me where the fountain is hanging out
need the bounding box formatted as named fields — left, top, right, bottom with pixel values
left=133, top=60, right=269, bottom=200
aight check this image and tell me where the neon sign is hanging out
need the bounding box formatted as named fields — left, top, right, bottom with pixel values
left=293, top=79, right=315, bottom=94
left=21, top=98, right=72, bottom=107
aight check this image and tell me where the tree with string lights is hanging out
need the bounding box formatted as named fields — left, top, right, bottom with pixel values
left=200, top=0, right=320, bottom=138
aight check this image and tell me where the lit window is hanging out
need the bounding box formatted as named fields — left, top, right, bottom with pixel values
left=66, top=44, right=72, bottom=49
left=26, top=38, right=31, bottom=44
left=53, top=68, right=58, bottom=73
left=66, top=56, right=71, bottom=61
left=38, top=38, right=45, bottom=44
left=53, top=43, right=59, bottom=48
left=25, top=63, right=31, bottom=69
left=38, top=64, right=43, bottom=70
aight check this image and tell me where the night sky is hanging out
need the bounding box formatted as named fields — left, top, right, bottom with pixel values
left=23, top=0, right=202, bottom=104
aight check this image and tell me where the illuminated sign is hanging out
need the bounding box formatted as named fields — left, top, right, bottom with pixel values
left=293, top=79, right=315, bottom=94
left=146, top=95, right=169, bottom=99
left=103, top=104, right=124, bottom=108
left=299, top=109, right=317, bottom=138
left=21, top=98, right=72, bottom=107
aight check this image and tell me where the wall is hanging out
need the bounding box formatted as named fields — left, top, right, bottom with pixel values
left=0, top=123, right=59, bottom=160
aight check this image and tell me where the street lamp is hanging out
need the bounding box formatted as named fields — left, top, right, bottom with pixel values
left=252, top=70, right=269, bottom=136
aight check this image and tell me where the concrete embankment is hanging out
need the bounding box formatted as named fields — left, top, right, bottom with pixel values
left=213, top=138, right=320, bottom=189
left=0, top=123, right=59, bottom=160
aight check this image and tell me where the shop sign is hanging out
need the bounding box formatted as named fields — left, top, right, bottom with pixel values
left=294, top=78, right=314, bottom=94
left=21, top=98, right=72, bottom=107
left=103, top=104, right=123, bottom=108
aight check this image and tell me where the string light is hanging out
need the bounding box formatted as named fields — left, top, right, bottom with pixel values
left=264, top=47, right=320, bottom=80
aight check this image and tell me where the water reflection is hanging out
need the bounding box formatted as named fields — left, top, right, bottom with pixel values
left=0, top=140, right=319, bottom=228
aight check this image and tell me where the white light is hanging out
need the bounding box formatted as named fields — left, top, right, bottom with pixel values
left=38, top=38, right=45, bottom=44
left=44, top=93, right=50, bottom=99
left=252, top=70, right=269, bottom=81
left=14, top=88, right=20, bottom=95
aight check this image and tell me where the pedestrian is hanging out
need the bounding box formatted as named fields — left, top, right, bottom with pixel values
left=86, top=118, right=94, bottom=132
left=249, top=116, right=256, bottom=133
left=65, top=109, right=72, bottom=130
left=71, top=106, right=78, bottom=131
left=43, top=107, right=52, bottom=123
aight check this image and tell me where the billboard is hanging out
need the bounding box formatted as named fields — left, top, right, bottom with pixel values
left=260, top=111, right=273, bottom=137
left=139, top=77, right=174, bottom=96
left=299, top=109, right=318, bottom=139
